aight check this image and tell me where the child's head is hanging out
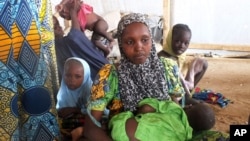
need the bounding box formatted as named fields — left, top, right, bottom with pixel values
left=63, top=58, right=84, bottom=90
left=55, top=0, right=81, bottom=20
left=171, top=24, right=191, bottom=56
left=55, top=0, right=71, bottom=20
left=184, top=103, right=215, bottom=132
left=117, top=13, right=152, bottom=65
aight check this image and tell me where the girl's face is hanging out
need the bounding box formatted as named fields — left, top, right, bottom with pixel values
left=171, top=30, right=191, bottom=55
left=121, top=22, right=152, bottom=64
left=64, top=61, right=84, bottom=90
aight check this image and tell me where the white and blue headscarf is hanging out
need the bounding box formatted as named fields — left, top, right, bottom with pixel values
left=56, top=57, right=92, bottom=114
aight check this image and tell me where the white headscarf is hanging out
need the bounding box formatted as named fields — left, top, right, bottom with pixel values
left=56, top=57, right=92, bottom=114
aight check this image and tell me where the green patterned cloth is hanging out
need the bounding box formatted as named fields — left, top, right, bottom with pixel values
left=109, top=98, right=193, bottom=141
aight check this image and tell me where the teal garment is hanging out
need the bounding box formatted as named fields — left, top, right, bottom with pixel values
left=109, top=98, right=193, bottom=141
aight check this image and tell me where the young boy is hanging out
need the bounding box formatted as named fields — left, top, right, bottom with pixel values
left=56, top=0, right=114, bottom=57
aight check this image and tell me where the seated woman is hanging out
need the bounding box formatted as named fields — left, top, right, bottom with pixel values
left=158, top=24, right=208, bottom=93
left=56, top=57, right=92, bottom=141
left=83, top=13, right=193, bottom=141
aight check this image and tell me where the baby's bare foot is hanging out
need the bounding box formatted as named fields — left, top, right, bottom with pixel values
left=108, top=40, right=115, bottom=50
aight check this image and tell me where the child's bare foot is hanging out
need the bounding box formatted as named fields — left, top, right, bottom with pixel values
left=71, top=127, right=84, bottom=141
left=108, top=40, right=115, bottom=50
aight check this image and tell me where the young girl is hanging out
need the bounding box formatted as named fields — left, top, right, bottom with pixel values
left=56, top=57, right=92, bottom=141
left=56, top=0, right=114, bottom=57
left=158, top=24, right=208, bottom=93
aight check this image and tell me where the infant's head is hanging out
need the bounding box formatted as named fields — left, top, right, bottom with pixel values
left=184, top=103, right=215, bottom=132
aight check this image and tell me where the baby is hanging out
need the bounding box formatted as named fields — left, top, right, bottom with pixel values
left=56, top=0, right=114, bottom=57
left=126, top=101, right=218, bottom=141
left=184, top=102, right=215, bottom=131
left=184, top=103, right=230, bottom=140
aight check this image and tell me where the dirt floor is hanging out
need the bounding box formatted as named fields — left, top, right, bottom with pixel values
left=194, top=56, right=250, bottom=133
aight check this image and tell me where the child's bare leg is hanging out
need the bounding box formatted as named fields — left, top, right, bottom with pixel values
left=192, top=58, right=208, bottom=87
left=185, top=58, right=208, bottom=89
left=125, top=117, right=139, bottom=141
left=91, top=33, right=110, bottom=57
left=93, top=19, right=115, bottom=48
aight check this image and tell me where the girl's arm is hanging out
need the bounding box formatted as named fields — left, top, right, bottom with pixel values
left=69, top=0, right=81, bottom=30
left=84, top=110, right=113, bottom=141
left=84, top=64, right=116, bottom=140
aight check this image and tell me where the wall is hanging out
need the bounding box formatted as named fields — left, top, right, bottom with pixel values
left=168, top=0, right=250, bottom=51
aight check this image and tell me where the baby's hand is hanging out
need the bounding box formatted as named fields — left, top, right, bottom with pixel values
left=68, top=0, right=81, bottom=13
left=55, top=4, right=63, bottom=12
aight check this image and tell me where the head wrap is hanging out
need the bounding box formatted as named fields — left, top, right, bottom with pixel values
left=117, top=13, right=170, bottom=112
left=162, top=26, right=187, bottom=69
left=56, top=57, right=92, bottom=114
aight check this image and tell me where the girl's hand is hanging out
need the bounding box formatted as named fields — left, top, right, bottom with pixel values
left=58, top=107, right=79, bottom=118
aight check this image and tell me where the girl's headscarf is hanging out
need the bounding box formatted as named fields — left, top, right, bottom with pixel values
left=117, top=13, right=170, bottom=112
left=56, top=57, right=92, bottom=114
left=162, top=26, right=186, bottom=69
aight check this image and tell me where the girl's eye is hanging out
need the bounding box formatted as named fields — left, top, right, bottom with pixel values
left=126, top=40, right=134, bottom=45
left=185, top=42, right=190, bottom=46
left=142, top=38, right=149, bottom=43
left=174, top=40, right=181, bottom=46
left=76, top=75, right=82, bottom=79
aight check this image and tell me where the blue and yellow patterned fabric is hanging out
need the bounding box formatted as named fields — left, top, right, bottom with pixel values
left=0, top=0, right=60, bottom=140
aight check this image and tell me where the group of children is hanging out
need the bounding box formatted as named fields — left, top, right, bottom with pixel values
left=53, top=0, right=230, bottom=140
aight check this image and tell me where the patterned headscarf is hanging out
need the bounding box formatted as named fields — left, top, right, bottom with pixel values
left=117, top=13, right=170, bottom=112
left=162, top=24, right=188, bottom=70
